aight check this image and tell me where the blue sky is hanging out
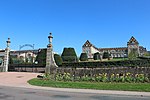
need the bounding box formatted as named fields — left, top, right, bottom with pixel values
left=0, top=0, right=150, bottom=56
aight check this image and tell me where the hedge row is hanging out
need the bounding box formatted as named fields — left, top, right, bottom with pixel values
left=61, top=59, right=150, bottom=68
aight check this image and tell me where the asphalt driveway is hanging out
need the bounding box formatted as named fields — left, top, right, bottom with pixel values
left=0, top=72, right=39, bottom=87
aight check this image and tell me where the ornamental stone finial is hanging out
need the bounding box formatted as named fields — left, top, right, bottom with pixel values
left=48, top=32, right=53, bottom=45
left=6, top=38, right=11, bottom=48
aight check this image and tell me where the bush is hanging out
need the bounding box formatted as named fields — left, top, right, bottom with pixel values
left=103, top=52, right=110, bottom=59
left=61, top=59, right=150, bottom=68
left=35, top=49, right=46, bottom=65
left=61, top=48, right=78, bottom=62
left=54, top=54, right=63, bottom=66
left=55, top=72, right=150, bottom=83
left=93, top=52, right=101, bottom=60
left=79, top=53, right=88, bottom=61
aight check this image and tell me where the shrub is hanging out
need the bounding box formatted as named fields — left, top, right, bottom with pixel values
left=35, top=49, right=46, bottom=65
left=61, top=59, right=150, bottom=68
left=93, top=52, right=101, bottom=60
left=61, top=48, right=78, bottom=62
left=103, top=52, right=110, bottom=59
left=54, top=54, right=63, bottom=66
left=79, top=53, right=88, bottom=61
left=55, top=72, right=150, bottom=83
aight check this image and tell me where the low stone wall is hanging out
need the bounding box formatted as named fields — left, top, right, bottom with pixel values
left=56, top=66, right=150, bottom=79
left=8, top=64, right=45, bottom=73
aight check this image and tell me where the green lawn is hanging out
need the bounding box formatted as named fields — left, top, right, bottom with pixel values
left=107, top=58, right=129, bottom=61
left=28, top=78, right=150, bottom=92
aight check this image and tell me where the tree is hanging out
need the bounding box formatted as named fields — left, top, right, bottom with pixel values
left=93, top=52, right=101, bottom=60
left=61, top=48, right=78, bottom=62
left=35, top=49, right=46, bottom=65
left=79, top=53, right=88, bottom=61
left=54, top=54, right=63, bottom=66
left=103, top=52, right=110, bottom=59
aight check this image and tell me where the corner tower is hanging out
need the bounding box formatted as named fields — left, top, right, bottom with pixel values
left=127, top=36, right=140, bottom=57
left=82, top=40, right=100, bottom=59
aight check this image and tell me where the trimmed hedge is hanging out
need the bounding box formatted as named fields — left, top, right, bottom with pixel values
left=80, top=53, right=88, bottom=61
left=61, top=59, right=150, bottom=68
left=103, top=52, right=110, bottom=59
left=54, top=54, right=63, bottom=66
left=93, top=52, right=101, bottom=60
left=61, top=48, right=78, bottom=62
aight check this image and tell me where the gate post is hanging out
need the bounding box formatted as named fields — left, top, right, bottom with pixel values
left=45, top=33, right=58, bottom=75
left=3, top=38, right=11, bottom=72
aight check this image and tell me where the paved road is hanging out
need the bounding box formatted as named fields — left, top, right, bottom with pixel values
left=0, top=86, right=150, bottom=100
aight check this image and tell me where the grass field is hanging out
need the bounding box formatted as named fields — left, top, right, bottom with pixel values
left=28, top=78, right=150, bottom=92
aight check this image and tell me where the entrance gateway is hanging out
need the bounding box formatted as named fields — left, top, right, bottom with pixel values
left=19, top=44, right=35, bottom=63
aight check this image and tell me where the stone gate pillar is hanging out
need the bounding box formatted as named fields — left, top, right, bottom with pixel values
left=3, top=38, right=11, bottom=72
left=45, top=33, right=58, bottom=75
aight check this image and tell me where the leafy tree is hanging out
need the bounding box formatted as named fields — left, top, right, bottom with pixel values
left=35, top=49, right=46, bottom=65
left=93, top=52, right=101, bottom=60
left=61, top=48, right=78, bottom=62
left=80, top=53, right=88, bottom=61
left=54, top=54, right=63, bottom=66
left=103, top=52, right=110, bottom=59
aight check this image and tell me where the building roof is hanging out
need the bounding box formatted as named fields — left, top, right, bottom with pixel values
left=83, top=40, right=128, bottom=51
left=83, top=40, right=100, bottom=51
left=127, top=36, right=139, bottom=45
left=0, top=50, right=5, bottom=52
left=83, top=36, right=146, bottom=52
left=10, top=49, right=39, bottom=53
left=98, top=47, right=127, bottom=52
left=82, top=40, right=93, bottom=47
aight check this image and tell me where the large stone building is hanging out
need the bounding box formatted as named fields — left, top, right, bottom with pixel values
left=82, top=36, right=147, bottom=59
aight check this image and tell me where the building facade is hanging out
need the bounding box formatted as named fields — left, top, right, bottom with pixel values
left=0, top=49, right=39, bottom=63
left=82, top=36, right=147, bottom=59
left=10, top=50, right=39, bottom=63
